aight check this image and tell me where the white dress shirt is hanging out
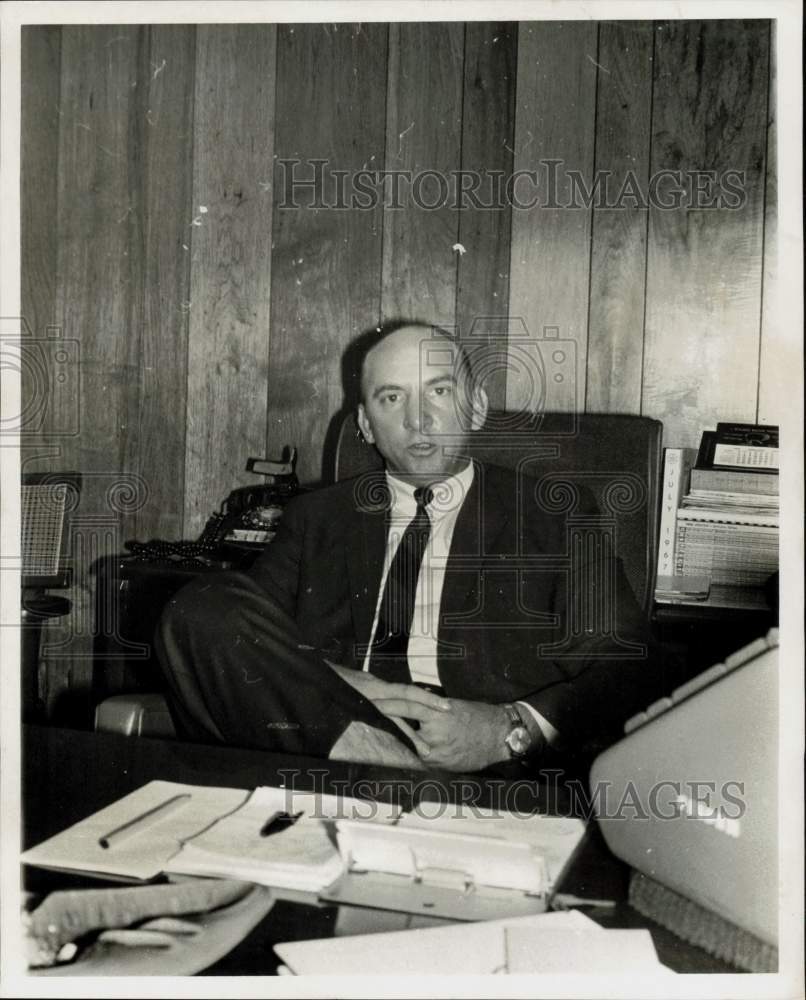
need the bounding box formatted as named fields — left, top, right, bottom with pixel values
left=361, top=462, right=558, bottom=745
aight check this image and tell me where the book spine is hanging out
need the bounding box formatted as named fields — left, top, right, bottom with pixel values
left=689, top=467, right=779, bottom=495
left=656, top=448, right=696, bottom=581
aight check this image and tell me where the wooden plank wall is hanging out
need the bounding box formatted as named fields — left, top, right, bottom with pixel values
left=508, top=21, right=598, bottom=414
left=185, top=25, right=276, bottom=535
left=586, top=21, right=654, bottom=415
left=641, top=20, right=770, bottom=447
left=20, top=19, right=777, bottom=719
left=270, top=23, right=387, bottom=486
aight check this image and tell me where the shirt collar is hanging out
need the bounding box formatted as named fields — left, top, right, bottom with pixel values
left=385, top=460, right=475, bottom=520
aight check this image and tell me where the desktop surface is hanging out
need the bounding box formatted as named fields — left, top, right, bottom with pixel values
left=21, top=725, right=737, bottom=975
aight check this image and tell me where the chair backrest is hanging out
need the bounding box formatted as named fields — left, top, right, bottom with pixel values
left=335, top=411, right=663, bottom=615
left=21, top=472, right=81, bottom=589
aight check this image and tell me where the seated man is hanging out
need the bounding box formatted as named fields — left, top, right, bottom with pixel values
left=156, top=321, right=670, bottom=773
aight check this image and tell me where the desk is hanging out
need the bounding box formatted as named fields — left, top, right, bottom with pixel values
left=651, top=600, right=776, bottom=679
left=22, top=725, right=736, bottom=975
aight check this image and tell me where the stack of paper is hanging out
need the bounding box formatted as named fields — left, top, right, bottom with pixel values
left=165, top=786, right=398, bottom=891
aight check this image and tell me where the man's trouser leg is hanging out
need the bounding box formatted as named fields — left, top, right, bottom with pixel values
left=154, top=571, right=411, bottom=757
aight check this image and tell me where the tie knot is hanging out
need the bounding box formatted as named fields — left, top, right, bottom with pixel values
left=414, top=487, right=433, bottom=510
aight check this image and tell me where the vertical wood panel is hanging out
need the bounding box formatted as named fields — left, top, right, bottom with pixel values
left=455, top=22, right=517, bottom=411
left=507, top=21, right=598, bottom=414
left=586, top=21, right=653, bottom=414
left=757, top=23, right=779, bottom=426
left=381, top=22, right=464, bottom=327
left=56, top=26, right=140, bottom=481
left=184, top=25, right=276, bottom=535
left=642, top=20, right=769, bottom=448
left=21, top=26, right=63, bottom=714
left=125, top=26, right=196, bottom=541
left=20, top=27, right=62, bottom=457
left=268, top=23, right=387, bottom=485
left=50, top=25, right=141, bottom=716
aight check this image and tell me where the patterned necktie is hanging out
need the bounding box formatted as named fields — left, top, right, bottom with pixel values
left=367, top=486, right=434, bottom=682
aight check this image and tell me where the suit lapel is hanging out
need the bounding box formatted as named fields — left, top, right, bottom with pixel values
left=344, top=473, right=390, bottom=658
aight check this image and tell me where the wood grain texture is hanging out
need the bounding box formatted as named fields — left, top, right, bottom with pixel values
left=757, top=22, right=780, bottom=427
left=642, top=20, right=769, bottom=448
left=507, top=21, right=598, bottom=414
left=47, top=25, right=140, bottom=717
left=455, top=22, right=517, bottom=411
left=268, top=23, right=387, bottom=484
left=123, top=26, right=196, bottom=542
left=381, top=22, right=464, bottom=327
left=20, top=27, right=62, bottom=457
left=184, top=25, right=276, bottom=535
left=55, top=26, right=140, bottom=485
left=586, top=21, right=653, bottom=414
left=20, top=26, right=63, bottom=714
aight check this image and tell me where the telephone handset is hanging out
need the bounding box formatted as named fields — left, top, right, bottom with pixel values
left=126, top=448, right=302, bottom=568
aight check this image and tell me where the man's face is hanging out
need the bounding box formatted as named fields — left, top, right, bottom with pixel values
left=356, top=327, right=488, bottom=483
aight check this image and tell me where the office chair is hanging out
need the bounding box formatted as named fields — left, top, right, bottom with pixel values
left=95, top=410, right=663, bottom=738
left=21, top=472, right=81, bottom=722
left=335, top=410, right=664, bottom=617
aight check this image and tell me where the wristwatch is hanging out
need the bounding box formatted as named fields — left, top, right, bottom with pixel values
left=503, top=703, right=532, bottom=759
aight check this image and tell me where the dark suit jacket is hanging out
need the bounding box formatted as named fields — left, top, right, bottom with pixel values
left=248, top=461, right=674, bottom=755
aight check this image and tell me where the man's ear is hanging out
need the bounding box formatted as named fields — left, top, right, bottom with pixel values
left=356, top=403, right=375, bottom=444
left=469, top=384, right=489, bottom=431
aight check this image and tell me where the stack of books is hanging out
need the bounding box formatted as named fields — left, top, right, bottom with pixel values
left=655, top=423, right=779, bottom=609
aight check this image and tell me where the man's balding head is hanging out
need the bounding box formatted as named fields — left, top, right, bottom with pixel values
left=356, top=322, right=488, bottom=483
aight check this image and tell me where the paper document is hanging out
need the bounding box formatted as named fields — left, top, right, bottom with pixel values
left=21, top=781, right=249, bottom=881
left=505, top=926, right=675, bottom=974
left=274, top=909, right=601, bottom=975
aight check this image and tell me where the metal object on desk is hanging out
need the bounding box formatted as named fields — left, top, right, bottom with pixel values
left=322, top=870, right=548, bottom=922
left=321, top=819, right=549, bottom=921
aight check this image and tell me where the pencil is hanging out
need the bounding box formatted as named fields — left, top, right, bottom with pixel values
left=99, top=793, right=192, bottom=849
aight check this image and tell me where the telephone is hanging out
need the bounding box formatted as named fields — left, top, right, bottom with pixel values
left=126, top=448, right=302, bottom=568
left=198, top=449, right=300, bottom=547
